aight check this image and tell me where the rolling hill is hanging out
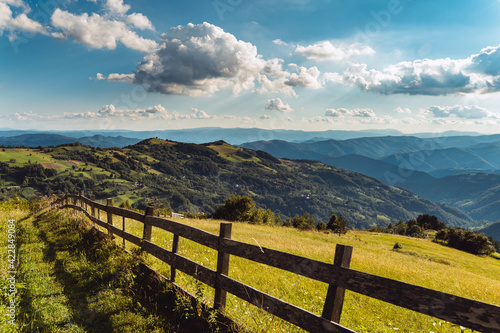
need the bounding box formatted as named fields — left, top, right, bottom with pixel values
left=479, top=221, right=500, bottom=241
left=321, top=154, right=435, bottom=186
left=404, top=173, right=500, bottom=221
left=241, top=136, right=444, bottom=160
left=0, top=139, right=473, bottom=228
left=381, top=144, right=500, bottom=173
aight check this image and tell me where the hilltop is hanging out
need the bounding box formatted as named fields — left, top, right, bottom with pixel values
left=0, top=138, right=473, bottom=228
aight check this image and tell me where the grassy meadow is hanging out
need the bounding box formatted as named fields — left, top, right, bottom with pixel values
left=87, top=207, right=500, bottom=333
left=2, top=198, right=499, bottom=332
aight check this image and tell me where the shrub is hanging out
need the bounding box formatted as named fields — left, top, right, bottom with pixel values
left=285, top=213, right=316, bottom=230
left=434, top=227, right=495, bottom=255
left=249, top=208, right=275, bottom=225
left=393, top=242, right=403, bottom=250
left=316, top=221, right=327, bottom=231
left=327, top=214, right=349, bottom=236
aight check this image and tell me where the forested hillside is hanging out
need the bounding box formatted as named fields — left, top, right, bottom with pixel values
left=0, top=139, right=473, bottom=228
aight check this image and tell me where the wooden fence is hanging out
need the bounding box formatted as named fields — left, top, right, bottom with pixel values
left=54, top=193, right=500, bottom=333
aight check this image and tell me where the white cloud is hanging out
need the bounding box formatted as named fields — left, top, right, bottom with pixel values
left=395, top=107, right=412, bottom=114
left=328, top=44, right=500, bottom=95
left=285, top=64, right=322, bottom=89
left=50, top=8, right=157, bottom=52
left=423, top=105, right=500, bottom=119
left=296, top=41, right=375, bottom=62
left=96, top=72, right=135, bottom=82
left=265, top=98, right=293, bottom=113
left=190, top=108, right=213, bottom=119
left=0, top=3, right=13, bottom=31
left=272, top=39, right=288, bottom=46
left=0, top=1, right=48, bottom=37
left=325, top=107, right=376, bottom=118
left=132, top=22, right=296, bottom=96
left=257, top=58, right=296, bottom=95
left=260, top=115, right=272, bottom=120
left=125, top=12, right=154, bottom=31
left=105, top=0, right=130, bottom=16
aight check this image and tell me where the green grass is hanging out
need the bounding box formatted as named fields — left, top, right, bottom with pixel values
left=95, top=213, right=500, bottom=333
left=0, top=149, right=54, bottom=167
left=0, top=202, right=171, bottom=332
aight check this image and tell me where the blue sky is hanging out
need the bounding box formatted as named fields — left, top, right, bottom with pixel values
left=2, top=0, right=500, bottom=133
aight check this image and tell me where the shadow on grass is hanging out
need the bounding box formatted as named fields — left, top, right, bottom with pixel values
left=26, top=211, right=116, bottom=332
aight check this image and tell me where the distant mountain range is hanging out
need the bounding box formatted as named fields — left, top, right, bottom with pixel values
left=0, top=128, right=491, bottom=146
left=0, top=134, right=141, bottom=148
left=241, top=134, right=500, bottom=222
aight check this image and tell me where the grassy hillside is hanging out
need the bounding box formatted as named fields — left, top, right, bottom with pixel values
left=0, top=139, right=473, bottom=228
left=94, top=211, right=500, bottom=333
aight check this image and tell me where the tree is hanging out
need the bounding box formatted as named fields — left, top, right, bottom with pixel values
left=119, top=200, right=131, bottom=210
left=417, top=214, right=447, bottom=231
left=327, top=214, right=349, bottom=236
left=407, top=224, right=424, bottom=238
left=212, top=195, right=255, bottom=222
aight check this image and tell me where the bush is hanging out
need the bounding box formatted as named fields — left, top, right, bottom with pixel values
left=316, top=222, right=327, bottom=231
left=393, top=242, right=403, bottom=250
left=285, top=213, right=316, bottom=230
left=434, top=227, right=495, bottom=255
left=249, top=208, right=275, bottom=225
left=407, top=225, right=425, bottom=238
left=212, top=196, right=277, bottom=225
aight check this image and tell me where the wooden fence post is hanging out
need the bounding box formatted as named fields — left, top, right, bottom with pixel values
left=80, top=191, right=85, bottom=211
left=142, top=207, right=154, bottom=249
left=171, top=234, right=180, bottom=282
left=214, top=222, right=232, bottom=311
left=90, top=195, right=95, bottom=217
left=90, top=195, right=96, bottom=227
left=122, top=216, right=126, bottom=249
left=322, top=244, right=353, bottom=323
left=106, top=198, right=113, bottom=236
left=73, top=192, right=78, bottom=216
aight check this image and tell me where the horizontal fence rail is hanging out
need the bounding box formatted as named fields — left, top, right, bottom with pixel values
left=54, top=193, right=500, bottom=333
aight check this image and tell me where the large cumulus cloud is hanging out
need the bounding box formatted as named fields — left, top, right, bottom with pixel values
left=126, top=22, right=320, bottom=96
left=133, top=22, right=266, bottom=95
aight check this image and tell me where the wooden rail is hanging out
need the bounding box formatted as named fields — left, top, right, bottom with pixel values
left=54, top=193, right=500, bottom=333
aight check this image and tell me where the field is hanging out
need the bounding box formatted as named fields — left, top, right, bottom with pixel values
left=85, top=207, right=500, bottom=333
